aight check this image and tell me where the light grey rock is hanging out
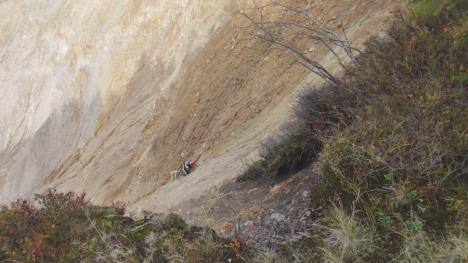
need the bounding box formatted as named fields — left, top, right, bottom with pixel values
left=243, top=220, right=254, bottom=227
left=271, top=213, right=286, bottom=221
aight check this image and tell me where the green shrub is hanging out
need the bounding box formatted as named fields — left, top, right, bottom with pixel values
left=412, top=0, right=468, bottom=30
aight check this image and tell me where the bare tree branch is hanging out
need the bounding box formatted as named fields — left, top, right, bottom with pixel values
left=239, top=1, right=359, bottom=85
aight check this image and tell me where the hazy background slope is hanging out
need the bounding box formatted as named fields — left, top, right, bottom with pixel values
left=0, top=0, right=403, bottom=222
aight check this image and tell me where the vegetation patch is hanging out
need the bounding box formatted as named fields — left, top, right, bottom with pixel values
left=239, top=0, right=467, bottom=261
left=0, top=190, right=247, bottom=262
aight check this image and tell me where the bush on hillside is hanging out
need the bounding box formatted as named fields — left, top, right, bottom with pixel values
left=238, top=124, right=322, bottom=182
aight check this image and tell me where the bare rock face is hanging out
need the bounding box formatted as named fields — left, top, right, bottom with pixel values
left=0, top=0, right=403, bottom=224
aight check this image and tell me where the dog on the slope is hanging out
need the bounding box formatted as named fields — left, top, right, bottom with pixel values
left=170, top=169, right=181, bottom=180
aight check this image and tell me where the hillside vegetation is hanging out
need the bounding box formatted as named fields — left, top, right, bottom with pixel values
left=0, top=190, right=246, bottom=262
left=240, top=0, right=468, bottom=261
left=0, top=0, right=467, bottom=262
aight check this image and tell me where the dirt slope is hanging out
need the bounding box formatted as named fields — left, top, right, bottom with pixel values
left=127, top=0, right=405, bottom=222
left=0, top=0, right=242, bottom=203
left=1, top=0, right=404, bottom=226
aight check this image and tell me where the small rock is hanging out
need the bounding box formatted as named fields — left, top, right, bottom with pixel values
left=305, top=211, right=311, bottom=217
left=302, top=191, right=310, bottom=197
left=291, top=235, right=302, bottom=241
left=271, top=213, right=286, bottom=221
left=243, top=220, right=254, bottom=227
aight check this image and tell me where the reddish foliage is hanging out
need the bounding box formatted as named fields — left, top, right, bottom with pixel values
left=0, top=189, right=90, bottom=262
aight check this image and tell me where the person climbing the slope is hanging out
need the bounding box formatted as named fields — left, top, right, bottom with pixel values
left=182, top=159, right=197, bottom=176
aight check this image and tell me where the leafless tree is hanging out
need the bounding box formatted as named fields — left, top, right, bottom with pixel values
left=240, top=0, right=359, bottom=85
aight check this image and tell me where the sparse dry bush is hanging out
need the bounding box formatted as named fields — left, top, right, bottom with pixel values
left=238, top=123, right=322, bottom=182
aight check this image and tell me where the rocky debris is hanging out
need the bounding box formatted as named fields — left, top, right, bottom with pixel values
left=214, top=164, right=326, bottom=250
left=249, top=197, right=320, bottom=249
left=220, top=180, right=323, bottom=249
left=270, top=213, right=285, bottom=221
